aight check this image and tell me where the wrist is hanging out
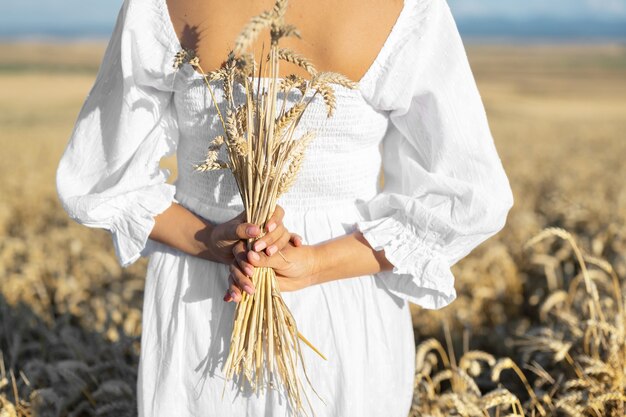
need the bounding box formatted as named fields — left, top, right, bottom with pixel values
left=304, top=231, right=391, bottom=286
left=308, top=242, right=330, bottom=286
left=192, top=221, right=216, bottom=260
left=184, top=213, right=223, bottom=263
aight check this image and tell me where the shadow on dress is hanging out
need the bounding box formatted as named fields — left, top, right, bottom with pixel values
left=181, top=256, right=292, bottom=412
left=178, top=255, right=261, bottom=406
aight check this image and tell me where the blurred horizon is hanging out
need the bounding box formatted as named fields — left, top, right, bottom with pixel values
left=1, top=0, right=626, bottom=43
left=2, top=2, right=626, bottom=416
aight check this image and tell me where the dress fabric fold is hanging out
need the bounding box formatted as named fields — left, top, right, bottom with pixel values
left=56, top=0, right=513, bottom=415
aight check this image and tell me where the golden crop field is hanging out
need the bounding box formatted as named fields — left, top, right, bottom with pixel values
left=1, top=41, right=625, bottom=416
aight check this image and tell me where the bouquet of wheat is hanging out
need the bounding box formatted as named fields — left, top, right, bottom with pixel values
left=173, top=0, right=357, bottom=414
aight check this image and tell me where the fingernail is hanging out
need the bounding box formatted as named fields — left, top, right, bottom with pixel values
left=267, top=222, right=276, bottom=232
left=243, top=285, right=255, bottom=295
left=223, top=293, right=230, bottom=302
left=246, top=225, right=259, bottom=237
left=249, top=251, right=260, bottom=261
left=267, top=245, right=277, bottom=256
left=244, top=266, right=254, bottom=277
left=254, top=241, right=267, bottom=251
left=229, top=290, right=237, bottom=301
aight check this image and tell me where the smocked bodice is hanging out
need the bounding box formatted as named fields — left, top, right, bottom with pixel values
left=172, top=68, right=390, bottom=222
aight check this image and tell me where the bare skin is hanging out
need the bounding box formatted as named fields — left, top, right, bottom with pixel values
left=166, top=0, right=404, bottom=82
left=154, top=0, right=401, bottom=301
left=149, top=202, right=303, bottom=265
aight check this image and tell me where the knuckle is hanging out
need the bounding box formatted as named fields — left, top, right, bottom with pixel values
left=232, top=265, right=247, bottom=280
left=263, top=233, right=277, bottom=245
left=278, top=230, right=290, bottom=242
left=248, top=251, right=266, bottom=266
left=236, top=224, right=247, bottom=238
left=232, top=241, right=243, bottom=255
left=237, top=257, right=249, bottom=270
left=256, top=254, right=269, bottom=267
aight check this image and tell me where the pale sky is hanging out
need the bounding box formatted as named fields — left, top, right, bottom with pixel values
left=1, top=0, right=625, bottom=37
left=448, top=0, right=626, bottom=19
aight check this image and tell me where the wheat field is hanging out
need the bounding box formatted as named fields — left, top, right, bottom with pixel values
left=0, top=41, right=625, bottom=416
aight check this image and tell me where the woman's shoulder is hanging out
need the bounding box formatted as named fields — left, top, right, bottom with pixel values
left=102, top=0, right=184, bottom=92
left=360, top=0, right=463, bottom=112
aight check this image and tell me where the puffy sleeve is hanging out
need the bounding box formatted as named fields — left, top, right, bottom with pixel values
left=355, top=0, right=514, bottom=309
left=56, top=0, right=183, bottom=267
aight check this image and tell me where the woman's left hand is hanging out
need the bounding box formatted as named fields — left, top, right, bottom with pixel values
left=224, top=240, right=319, bottom=302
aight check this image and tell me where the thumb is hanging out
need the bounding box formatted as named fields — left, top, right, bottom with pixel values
left=218, top=220, right=261, bottom=242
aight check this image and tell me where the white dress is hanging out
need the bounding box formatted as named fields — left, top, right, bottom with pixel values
left=56, top=0, right=514, bottom=415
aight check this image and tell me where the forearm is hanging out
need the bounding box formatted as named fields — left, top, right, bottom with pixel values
left=310, top=231, right=394, bottom=284
left=149, top=202, right=218, bottom=262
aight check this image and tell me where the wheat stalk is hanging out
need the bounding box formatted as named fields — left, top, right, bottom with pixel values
left=172, top=0, right=357, bottom=415
left=274, top=48, right=317, bottom=76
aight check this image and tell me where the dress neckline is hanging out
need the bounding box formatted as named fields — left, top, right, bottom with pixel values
left=159, top=0, right=411, bottom=95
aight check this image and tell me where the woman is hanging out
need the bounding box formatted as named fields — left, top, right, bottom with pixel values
left=56, top=0, right=514, bottom=415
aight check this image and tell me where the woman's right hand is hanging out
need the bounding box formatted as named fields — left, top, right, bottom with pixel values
left=204, top=210, right=261, bottom=265
left=205, top=204, right=294, bottom=265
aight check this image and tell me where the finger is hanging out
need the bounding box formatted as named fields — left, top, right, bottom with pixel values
left=265, top=229, right=291, bottom=256
left=221, top=221, right=261, bottom=241
left=236, top=254, right=255, bottom=278
left=264, top=204, right=285, bottom=234
left=216, top=215, right=261, bottom=241
left=232, top=240, right=246, bottom=257
left=230, top=263, right=255, bottom=295
left=227, top=274, right=242, bottom=302
left=247, top=249, right=279, bottom=269
left=252, top=223, right=286, bottom=252
left=232, top=242, right=255, bottom=277
left=289, top=233, right=303, bottom=247
left=229, top=278, right=243, bottom=302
